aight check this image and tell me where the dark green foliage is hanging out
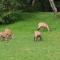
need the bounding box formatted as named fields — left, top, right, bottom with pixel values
left=0, top=0, right=60, bottom=24
left=2, top=15, right=14, bottom=24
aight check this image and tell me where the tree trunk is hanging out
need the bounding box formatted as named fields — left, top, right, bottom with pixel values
left=32, top=0, right=35, bottom=7
left=49, top=0, right=57, bottom=14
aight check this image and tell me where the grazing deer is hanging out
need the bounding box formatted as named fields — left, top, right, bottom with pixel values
left=0, top=28, right=13, bottom=41
left=34, top=31, right=41, bottom=41
left=37, top=22, right=49, bottom=31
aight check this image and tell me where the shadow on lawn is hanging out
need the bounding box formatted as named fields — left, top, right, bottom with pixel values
left=0, top=11, right=36, bottom=25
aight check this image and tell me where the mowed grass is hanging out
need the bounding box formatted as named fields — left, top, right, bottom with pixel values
left=0, top=12, right=60, bottom=60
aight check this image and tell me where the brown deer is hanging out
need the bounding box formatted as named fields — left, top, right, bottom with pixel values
left=34, top=31, right=41, bottom=41
left=37, top=22, right=49, bottom=31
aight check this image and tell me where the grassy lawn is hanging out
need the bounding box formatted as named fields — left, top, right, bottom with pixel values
left=0, top=12, right=60, bottom=60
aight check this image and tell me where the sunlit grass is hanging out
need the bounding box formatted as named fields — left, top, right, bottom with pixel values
left=0, top=12, right=60, bottom=60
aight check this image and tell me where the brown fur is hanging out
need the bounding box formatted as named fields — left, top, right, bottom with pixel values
left=0, top=28, right=13, bottom=41
left=34, top=31, right=41, bottom=41
left=37, top=22, right=49, bottom=31
left=0, top=32, right=8, bottom=40
left=4, top=28, right=13, bottom=39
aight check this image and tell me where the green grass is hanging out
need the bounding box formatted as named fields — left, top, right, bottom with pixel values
left=0, top=12, right=60, bottom=60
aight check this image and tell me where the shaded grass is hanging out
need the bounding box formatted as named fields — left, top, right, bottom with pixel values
left=0, top=12, right=60, bottom=60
